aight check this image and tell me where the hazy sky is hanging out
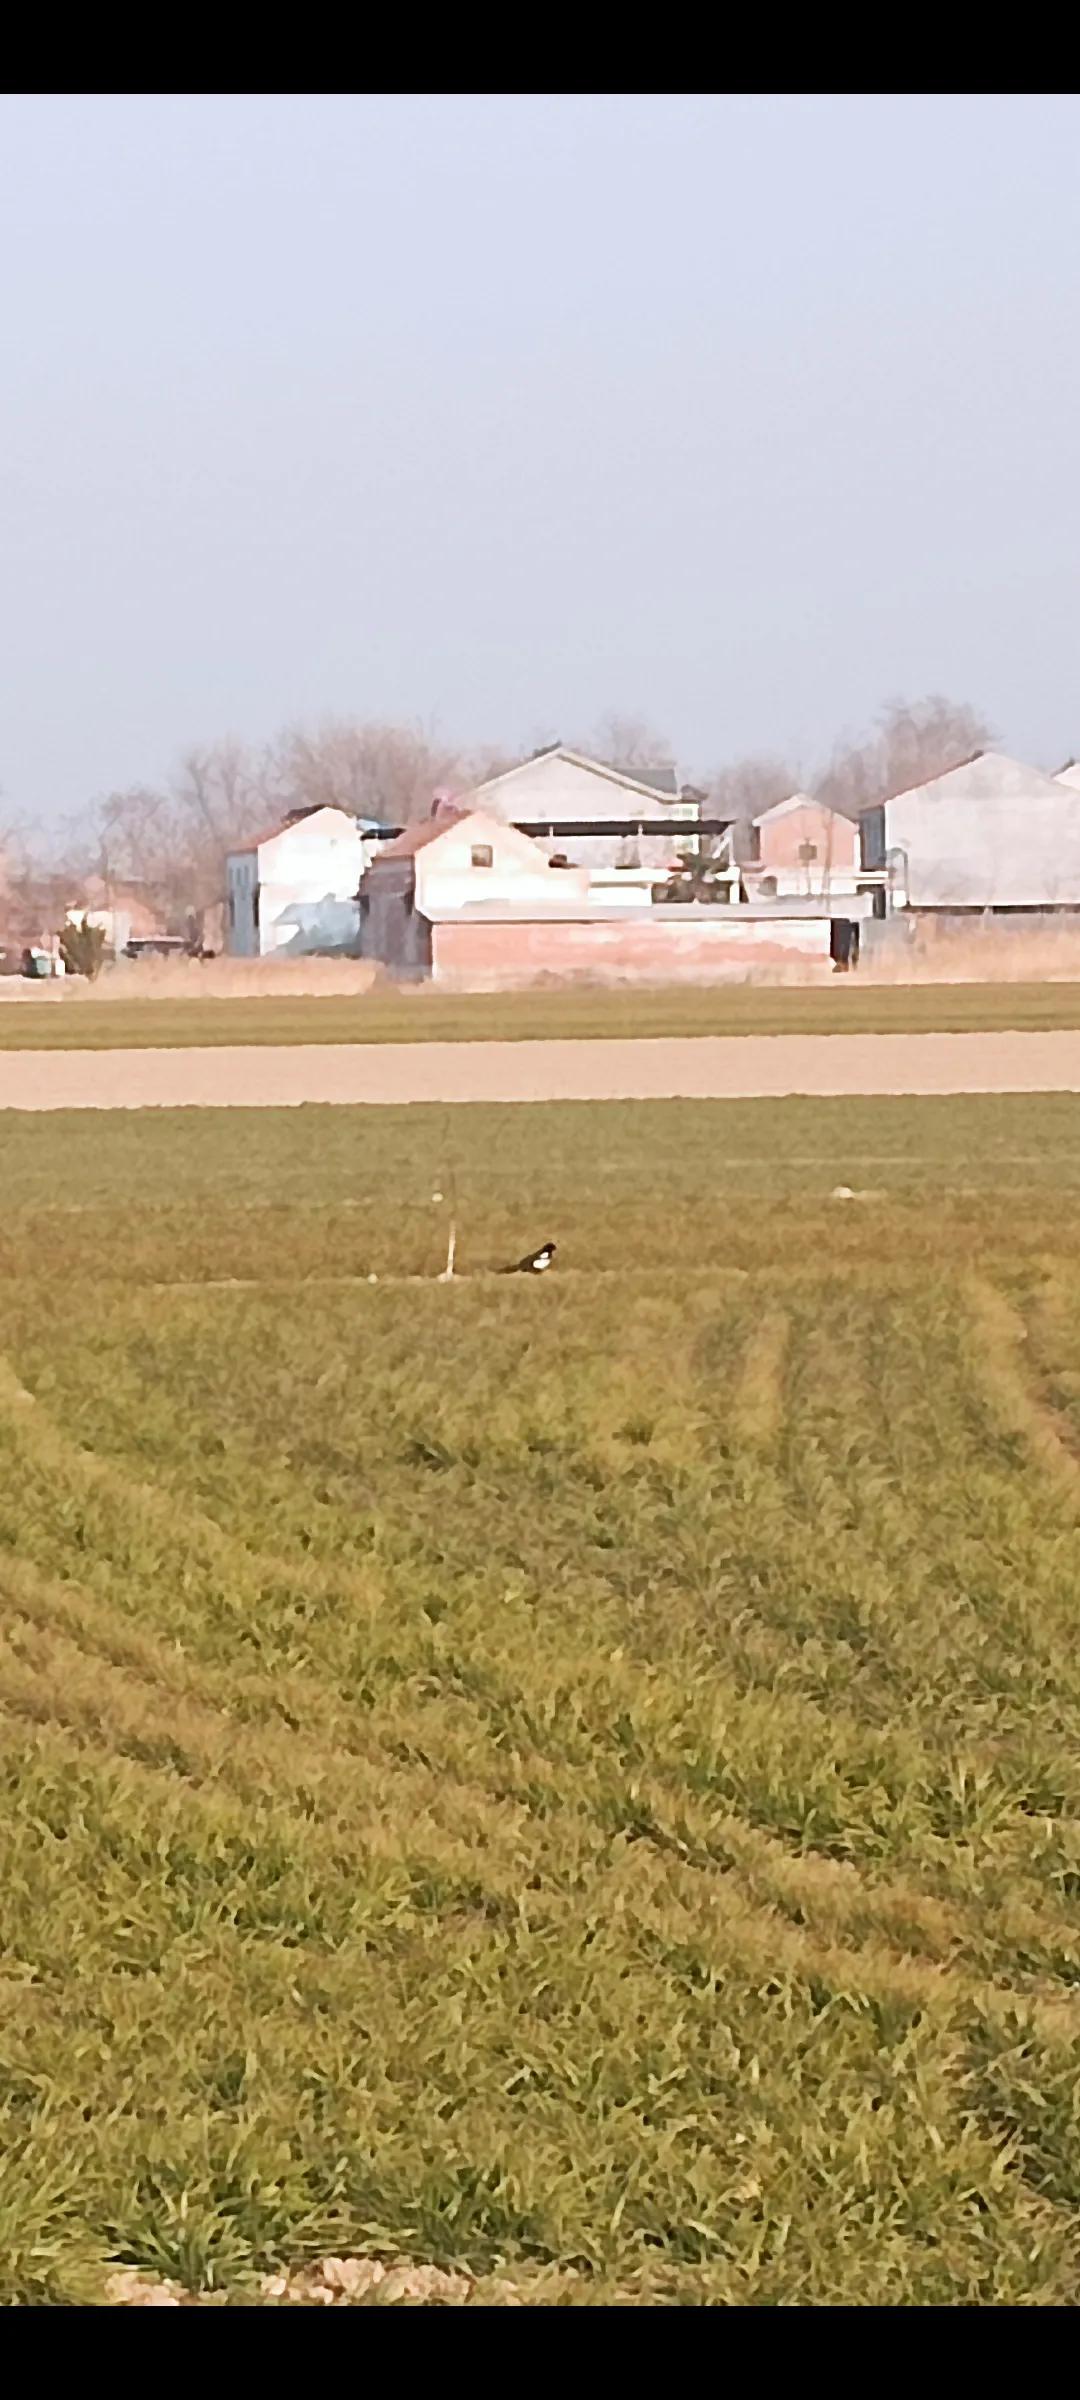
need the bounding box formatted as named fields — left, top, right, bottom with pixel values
left=3, top=92, right=1080, bottom=830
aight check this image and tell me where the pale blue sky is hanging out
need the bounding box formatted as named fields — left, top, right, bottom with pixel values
left=3, top=92, right=1079, bottom=828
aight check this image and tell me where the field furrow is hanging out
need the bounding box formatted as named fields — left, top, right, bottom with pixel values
left=4, top=1097, right=1080, bottom=2303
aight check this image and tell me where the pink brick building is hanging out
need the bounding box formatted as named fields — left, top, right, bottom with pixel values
left=731, top=793, right=863, bottom=903
left=360, top=806, right=865, bottom=985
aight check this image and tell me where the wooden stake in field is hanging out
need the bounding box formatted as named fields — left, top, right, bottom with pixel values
left=436, top=1130, right=458, bottom=1282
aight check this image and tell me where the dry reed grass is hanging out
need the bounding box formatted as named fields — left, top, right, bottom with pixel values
left=5, top=920, right=1080, bottom=1007
left=863, top=919, right=1080, bottom=987
left=0, top=955, right=385, bottom=1004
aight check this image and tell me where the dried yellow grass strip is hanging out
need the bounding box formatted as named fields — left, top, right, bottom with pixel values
left=620, top=1837, right=1080, bottom=2047
left=0, top=1660, right=530, bottom=1890
left=0, top=1358, right=330, bottom=1589
left=964, top=1276, right=1080, bottom=1505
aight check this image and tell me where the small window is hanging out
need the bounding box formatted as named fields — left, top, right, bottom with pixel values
left=759, top=874, right=778, bottom=898
left=798, top=841, right=819, bottom=865
left=470, top=844, right=493, bottom=869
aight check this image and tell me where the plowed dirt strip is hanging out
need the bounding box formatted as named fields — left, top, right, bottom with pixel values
left=4, top=1030, right=1080, bottom=1107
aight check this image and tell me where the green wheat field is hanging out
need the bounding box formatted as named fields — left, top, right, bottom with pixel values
left=6, top=976, right=1080, bottom=1047
left=4, top=1095, right=1080, bottom=2304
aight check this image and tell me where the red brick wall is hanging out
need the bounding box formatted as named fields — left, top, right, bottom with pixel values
left=431, top=916, right=834, bottom=987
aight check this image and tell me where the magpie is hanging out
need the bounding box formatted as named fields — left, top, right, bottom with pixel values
left=501, top=1241, right=557, bottom=1276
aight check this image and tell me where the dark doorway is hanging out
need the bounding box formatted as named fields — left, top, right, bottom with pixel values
left=830, top=918, right=860, bottom=972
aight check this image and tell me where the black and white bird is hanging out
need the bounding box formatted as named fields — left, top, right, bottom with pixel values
left=501, top=1240, right=557, bottom=1276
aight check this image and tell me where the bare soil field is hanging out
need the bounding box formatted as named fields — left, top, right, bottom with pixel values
left=5, top=1030, right=1080, bottom=1108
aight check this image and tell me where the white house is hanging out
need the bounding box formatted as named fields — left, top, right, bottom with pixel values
left=226, top=806, right=381, bottom=957
left=412, top=809, right=590, bottom=919
left=861, top=751, right=1080, bottom=912
left=455, top=745, right=700, bottom=874
left=360, top=808, right=589, bottom=973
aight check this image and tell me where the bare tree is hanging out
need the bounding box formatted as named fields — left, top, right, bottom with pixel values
left=80, top=720, right=481, bottom=936
left=175, top=738, right=267, bottom=856
left=96, top=785, right=185, bottom=892
left=271, top=718, right=469, bottom=826
left=816, top=694, right=994, bottom=819
left=0, top=833, right=74, bottom=949
left=587, top=713, right=676, bottom=773
left=462, top=741, right=519, bottom=789
left=0, top=816, right=20, bottom=946
left=90, top=782, right=216, bottom=925
left=704, top=754, right=799, bottom=822
left=0, top=811, right=29, bottom=891
left=86, top=743, right=273, bottom=930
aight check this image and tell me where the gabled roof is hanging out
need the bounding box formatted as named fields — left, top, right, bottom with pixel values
left=227, top=805, right=378, bottom=860
left=469, top=745, right=685, bottom=808
left=751, top=790, right=849, bottom=827
left=624, top=764, right=679, bottom=796
left=369, top=807, right=552, bottom=870
left=227, top=821, right=291, bottom=859
left=370, top=809, right=466, bottom=861
left=865, top=750, right=1076, bottom=815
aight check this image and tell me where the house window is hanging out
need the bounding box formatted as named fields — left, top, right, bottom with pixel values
left=798, top=841, right=819, bottom=865
left=759, top=874, right=778, bottom=898
left=470, top=844, right=494, bottom=869
left=252, top=886, right=260, bottom=929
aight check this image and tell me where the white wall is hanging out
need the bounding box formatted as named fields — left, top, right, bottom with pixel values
left=585, top=866, right=676, bottom=905
left=883, top=779, right=1080, bottom=909
left=259, top=889, right=363, bottom=955
left=228, top=808, right=371, bottom=956
left=415, top=815, right=589, bottom=916
left=67, top=906, right=133, bottom=957
left=470, top=752, right=691, bottom=868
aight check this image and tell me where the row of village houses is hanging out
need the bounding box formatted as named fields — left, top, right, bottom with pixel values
left=218, top=743, right=1080, bottom=984
left=14, top=741, right=1075, bottom=981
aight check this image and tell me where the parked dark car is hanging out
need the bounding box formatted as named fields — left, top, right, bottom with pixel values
left=122, top=935, right=192, bottom=961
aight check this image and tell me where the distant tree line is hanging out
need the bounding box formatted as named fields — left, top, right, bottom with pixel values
left=1, top=694, right=995, bottom=945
